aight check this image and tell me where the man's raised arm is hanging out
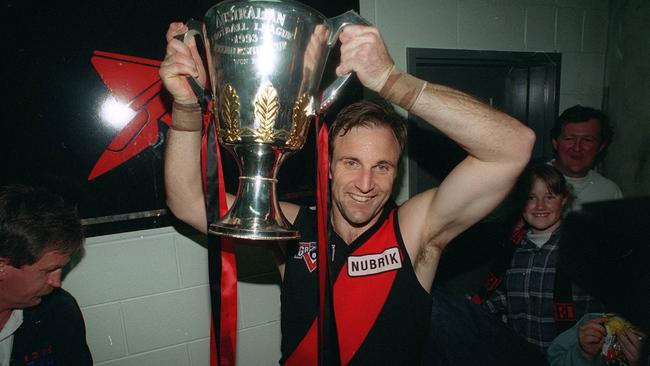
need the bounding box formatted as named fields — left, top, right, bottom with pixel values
left=402, top=75, right=534, bottom=246
left=160, top=22, right=209, bottom=233
left=337, top=25, right=535, bottom=258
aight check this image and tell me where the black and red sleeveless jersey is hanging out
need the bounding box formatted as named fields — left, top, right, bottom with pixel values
left=280, top=202, right=432, bottom=365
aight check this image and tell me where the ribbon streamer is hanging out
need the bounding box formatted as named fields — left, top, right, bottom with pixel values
left=203, top=114, right=238, bottom=366
left=316, top=117, right=335, bottom=365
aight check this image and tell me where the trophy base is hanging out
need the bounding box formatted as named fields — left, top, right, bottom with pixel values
left=209, top=223, right=300, bottom=241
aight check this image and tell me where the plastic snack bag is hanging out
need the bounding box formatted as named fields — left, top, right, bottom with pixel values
left=601, top=315, right=632, bottom=366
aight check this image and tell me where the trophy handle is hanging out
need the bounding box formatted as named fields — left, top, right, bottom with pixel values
left=319, top=10, right=371, bottom=113
left=173, top=18, right=211, bottom=112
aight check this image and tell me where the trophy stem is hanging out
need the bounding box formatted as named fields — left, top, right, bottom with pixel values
left=209, top=143, right=299, bottom=240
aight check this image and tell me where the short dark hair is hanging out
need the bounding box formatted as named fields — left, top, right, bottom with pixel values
left=329, top=100, right=407, bottom=158
left=515, top=164, right=574, bottom=214
left=551, top=105, right=614, bottom=145
left=0, top=185, right=84, bottom=267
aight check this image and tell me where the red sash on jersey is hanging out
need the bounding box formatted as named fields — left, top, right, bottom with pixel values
left=286, top=210, right=401, bottom=365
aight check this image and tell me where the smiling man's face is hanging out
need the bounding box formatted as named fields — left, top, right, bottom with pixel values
left=329, top=124, right=400, bottom=234
left=552, top=118, right=606, bottom=178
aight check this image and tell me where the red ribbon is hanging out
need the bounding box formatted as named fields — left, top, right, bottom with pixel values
left=216, top=141, right=238, bottom=366
left=316, top=117, right=329, bottom=366
left=283, top=117, right=340, bottom=365
left=202, top=113, right=237, bottom=366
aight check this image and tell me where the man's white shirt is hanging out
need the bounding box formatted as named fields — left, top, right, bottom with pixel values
left=564, top=169, right=623, bottom=210
left=0, top=310, right=23, bottom=366
left=546, top=160, right=623, bottom=211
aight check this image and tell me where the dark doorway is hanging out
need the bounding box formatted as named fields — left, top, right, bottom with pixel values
left=406, top=49, right=561, bottom=294
left=407, top=48, right=561, bottom=193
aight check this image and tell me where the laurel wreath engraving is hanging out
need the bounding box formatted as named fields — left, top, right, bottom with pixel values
left=220, top=84, right=241, bottom=143
left=253, top=83, right=280, bottom=143
left=286, top=93, right=310, bottom=150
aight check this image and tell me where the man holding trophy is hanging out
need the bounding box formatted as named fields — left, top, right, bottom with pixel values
left=161, top=4, right=535, bottom=364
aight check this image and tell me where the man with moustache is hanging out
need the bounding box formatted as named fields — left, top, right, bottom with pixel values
left=0, top=185, right=92, bottom=365
left=550, top=105, right=622, bottom=210
left=161, top=21, right=535, bottom=364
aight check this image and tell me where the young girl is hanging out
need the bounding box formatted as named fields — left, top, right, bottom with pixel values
left=482, top=164, right=605, bottom=355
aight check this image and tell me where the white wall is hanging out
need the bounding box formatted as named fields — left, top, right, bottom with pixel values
left=63, top=227, right=282, bottom=366
left=63, top=1, right=611, bottom=364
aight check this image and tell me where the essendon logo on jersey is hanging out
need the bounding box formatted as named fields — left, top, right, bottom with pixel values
left=347, top=247, right=402, bottom=277
left=295, top=241, right=318, bottom=272
left=294, top=242, right=336, bottom=272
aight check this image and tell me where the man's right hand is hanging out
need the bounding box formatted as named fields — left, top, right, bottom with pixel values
left=159, top=22, right=207, bottom=104
left=578, top=316, right=608, bottom=361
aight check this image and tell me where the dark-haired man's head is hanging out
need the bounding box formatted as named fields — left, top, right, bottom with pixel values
left=0, top=185, right=83, bottom=267
left=550, top=105, right=613, bottom=178
left=0, top=185, right=84, bottom=308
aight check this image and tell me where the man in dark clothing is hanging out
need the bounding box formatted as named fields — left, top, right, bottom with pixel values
left=161, top=20, right=535, bottom=364
left=0, top=185, right=92, bottom=365
left=281, top=201, right=433, bottom=365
